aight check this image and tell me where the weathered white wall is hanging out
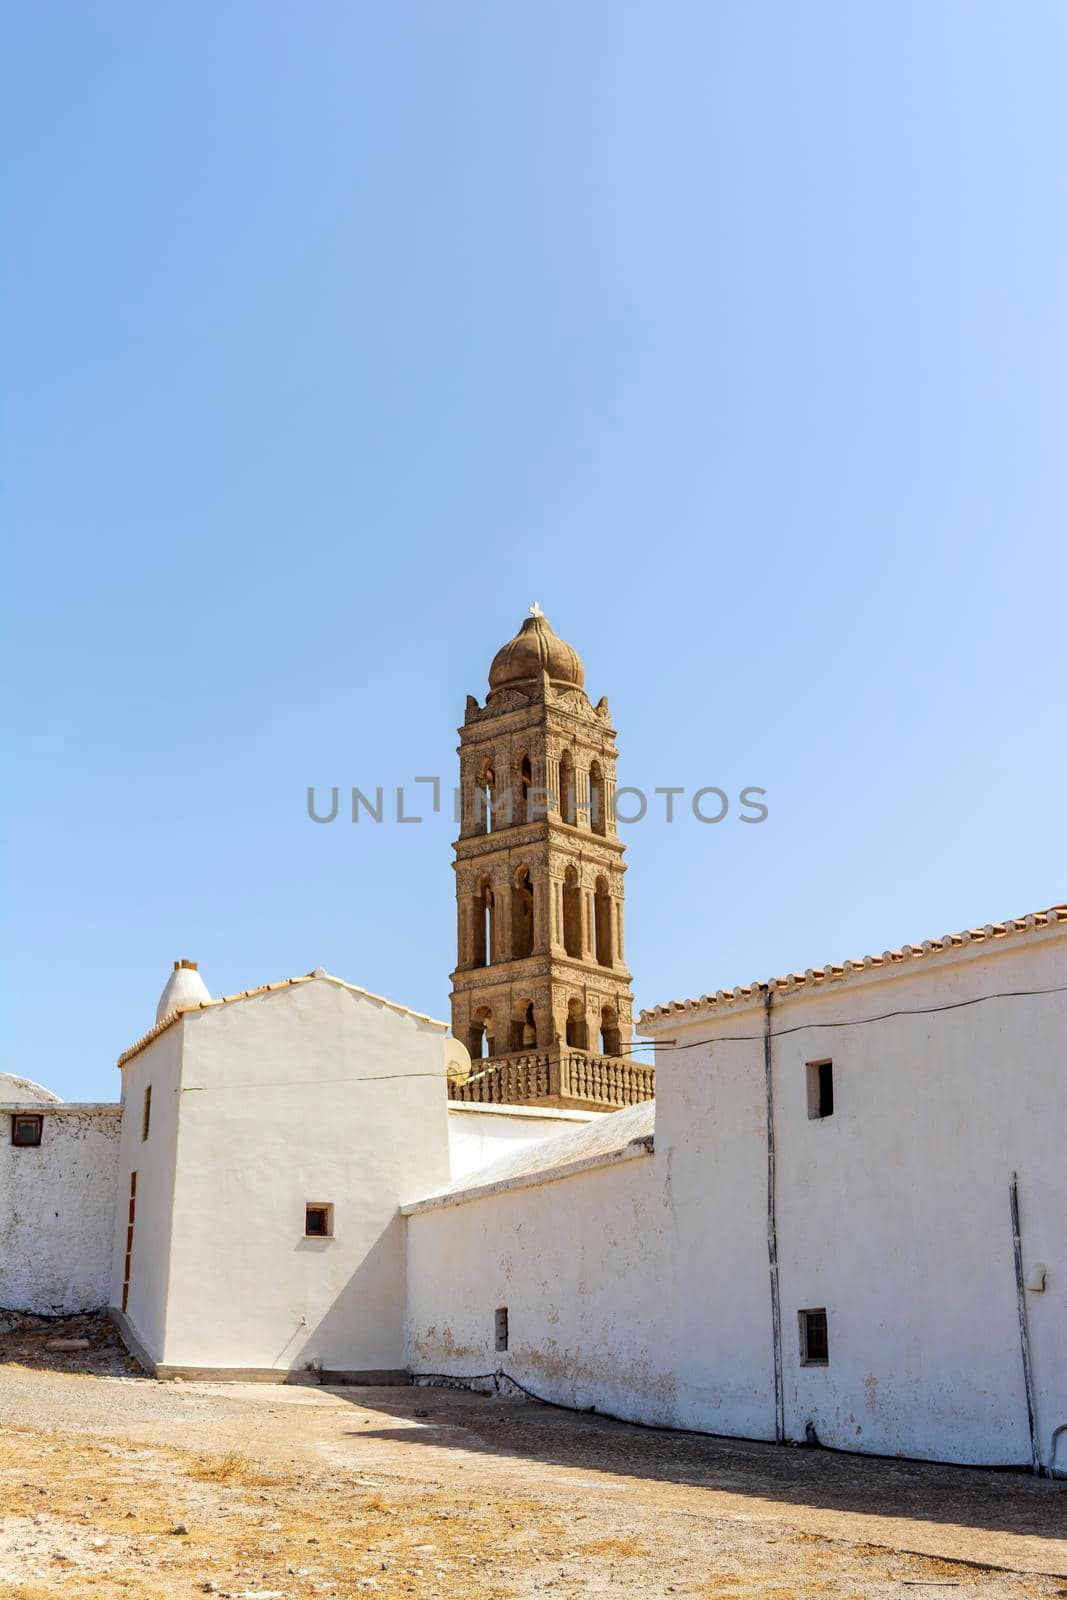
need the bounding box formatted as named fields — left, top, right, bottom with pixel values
left=1, top=1102, right=122, bottom=1314
left=406, top=921, right=1067, bottom=1468
left=110, top=1025, right=183, bottom=1362
left=152, top=978, right=452, bottom=1376
left=407, top=1147, right=674, bottom=1423
left=759, top=932, right=1067, bottom=1467
left=447, top=1104, right=596, bottom=1183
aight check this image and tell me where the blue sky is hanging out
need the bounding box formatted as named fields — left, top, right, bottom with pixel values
left=4, top=2, right=1065, bottom=1102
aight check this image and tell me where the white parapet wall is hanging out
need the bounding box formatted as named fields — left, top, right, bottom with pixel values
left=446, top=1102, right=598, bottom=1184
left=405, top=1102, right=677, bottom=1424
left=1, top=1101, right=123, bottom=1315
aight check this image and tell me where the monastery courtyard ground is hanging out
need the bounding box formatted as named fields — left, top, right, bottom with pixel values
left=1, top=1318, right=1065, bottom=1600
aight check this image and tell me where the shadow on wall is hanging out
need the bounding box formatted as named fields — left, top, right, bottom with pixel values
left=283, top=1216, right=408, bottom=1378
left=319, top=1385, right=1067, bottom=1549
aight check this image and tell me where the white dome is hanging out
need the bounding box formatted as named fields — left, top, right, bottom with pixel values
left=156, top=960, right=211, bottom=1024
left=0, top=1073, right=62, bottom=1105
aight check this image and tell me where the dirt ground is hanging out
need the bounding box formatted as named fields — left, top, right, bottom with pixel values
left=1, top=1316, right=1065, bottom=1600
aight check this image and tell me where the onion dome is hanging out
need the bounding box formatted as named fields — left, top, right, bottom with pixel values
left=155, top=959, right=211, bottom=1024
left=488, top=605, right=585, bottom=692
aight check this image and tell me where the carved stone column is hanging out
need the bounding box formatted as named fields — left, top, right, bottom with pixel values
left=495, top=877, right=512, bottom=963
left=581, top=887, right=595, bottom=962
left=532, top=876, right=550, bottom=953
left=575, top=768, right=590, bottom=828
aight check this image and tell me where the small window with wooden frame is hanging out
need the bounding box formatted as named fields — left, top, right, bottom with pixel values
left=305, top=1203, right=334, bottom=1239
left=494, top=1306, right=509, bottom=1353
left=141, top=1084, right=152, bottom=1142
left=799, top=1307, right=829, bottom=1366
left=11, top=1113, right=43, bottom=1148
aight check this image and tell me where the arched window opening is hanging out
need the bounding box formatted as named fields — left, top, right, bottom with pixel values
left=594, top=875, right=613, bottom=968
left=565, top=996, right=589, bottom=1051
left=511, top=866, right=534, bottom=960
left=476, top=761, right=497, bottom=834
left=471, top=879, right=494, bottom=967
left=510, top=999, right=537, bottom=1052
left=468, top=1006, right=494, bottom=1061
left=558, top=751, right=575, bottom=826
left=562, top=866, right=582, bottom=958
left=513, top=752, right=533, bottom=825
left=589, top=761, right=606, bottom=837
left=600, top=1005, right=621, bottom=1057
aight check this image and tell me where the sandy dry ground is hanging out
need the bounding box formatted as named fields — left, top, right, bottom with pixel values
left=1, top=1316, right=1065, bottom=1600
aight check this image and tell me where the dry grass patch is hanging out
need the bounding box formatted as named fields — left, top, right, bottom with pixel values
left=582, top=1535, right=648, bottom=1557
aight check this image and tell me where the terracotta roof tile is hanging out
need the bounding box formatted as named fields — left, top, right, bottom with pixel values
left=639, top=905, right=1067, bottom=1027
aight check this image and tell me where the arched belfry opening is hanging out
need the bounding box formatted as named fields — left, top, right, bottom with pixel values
left=475, top=759, right=497, bottom=835
left=511, top=866, right=534, bottom=960
left=600, top=1004, right=621, bottom=1057
left=471, top=878, right=495, bottom=968
left=468, top=1005, right=494, bottom=1061
left=566, top=997, right=589, bottom=1050
left=510, top=999, right=537, bottom=1052
left=589, top=761, right=607, bottom=836
left=558, top=750, right=575, bottom=825
left=514, top=752, right=533, bottom=824
left=449, top=608, right=647, bottom=1108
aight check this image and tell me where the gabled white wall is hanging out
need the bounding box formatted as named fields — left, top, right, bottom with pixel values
left=158, top=979, right=452, bottom=1376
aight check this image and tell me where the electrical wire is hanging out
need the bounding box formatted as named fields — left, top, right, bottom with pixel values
left=177, top=986, right=1067, bottom=1091
left=618, top=983, right=1067, bottom=1053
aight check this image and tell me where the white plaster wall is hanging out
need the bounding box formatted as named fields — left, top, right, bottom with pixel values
left=109, top=1026, right=184, bottom=1363
left=160, top=980, right=452, bottom=1374
left=652, top=1035, right=779, bottom=1441
left=765, top=934, right=1067, bottom=1466
left=406, top=1149, right=675, bottom=1424
left=447, top=1105, right=596, bottom=1183
left=657, top=925, right=1067, bottom=1466
left=407, top=922, right=1066, bottom=1468
left=1, top=1105, right=122, bottom=1314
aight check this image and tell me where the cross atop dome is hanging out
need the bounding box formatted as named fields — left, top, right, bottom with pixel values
left=487, top=608, right=585, bottom=693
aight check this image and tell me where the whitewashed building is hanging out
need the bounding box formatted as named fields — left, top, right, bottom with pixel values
left=2, top=908, right=1065, bottom=1472
left=1, top=964, right=585, bottom=1381
left=406, top=907, right=1067, bottom=1473
left=1, top=1074, right=121, bottom=1316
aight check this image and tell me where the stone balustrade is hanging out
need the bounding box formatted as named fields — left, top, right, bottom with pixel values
left=448, top=1045, right=654, bottom=1110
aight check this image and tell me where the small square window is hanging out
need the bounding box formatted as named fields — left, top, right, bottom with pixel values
left=806, top=1059, right=834, bottom=1119
left=305, top=1203, right=333, bottom=1238
left=141, top=1084, right=152, bottom=1142
left=494, top=1306, right=509, bottom=1353
left=11, top=1113, right=43, bottom=1148
left=799, top=1308, right=829, bottom=1366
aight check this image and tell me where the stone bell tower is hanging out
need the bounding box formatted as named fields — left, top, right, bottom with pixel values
left=448, top=606, right=653, bottom=1110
